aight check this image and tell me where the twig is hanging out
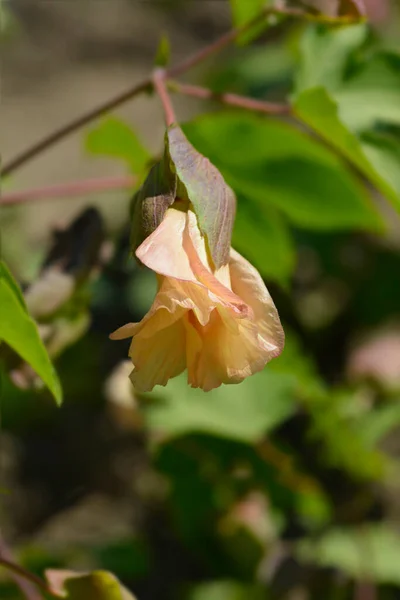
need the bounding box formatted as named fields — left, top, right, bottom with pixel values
left=0, top=555, right=60, bottom=599
left=0, top=535, right=43, bottom=600
left=0, top=4, right=308, bottom=178
left=1, top=7, right=269, bottom=178
left=1, top=4, right=365, bottom=178
left=1, top=175, right=137, bottom=206
left=1, top=80, right=152, bottom=178
left=153, top=70, right=177, bottom=127
left=169, top=81, right=290, bottom=115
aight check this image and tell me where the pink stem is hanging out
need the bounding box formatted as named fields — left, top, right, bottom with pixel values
left=171, top=82, right=290, bottom=115
left=1, top=176, right=137, bottom=206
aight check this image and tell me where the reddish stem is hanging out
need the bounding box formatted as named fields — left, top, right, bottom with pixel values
left=170, top=81, right=290, bottom=115
left=0, top=4, right=276, bottom=178
left=0, top=556, right=60, bottom=599
left=1, top=175, right=137, bottom=206
left=1, top=4, right=365, bottom=178
left=152, top=70, right=177, bottom=127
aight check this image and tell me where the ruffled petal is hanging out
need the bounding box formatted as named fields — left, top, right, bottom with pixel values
left=183, top=218, right=251, bottom=318
left=229, top=249, right=285, bottom=359
left=185, top=308, right=267, bottom=391
left=129, top=307, right=187, bottom=392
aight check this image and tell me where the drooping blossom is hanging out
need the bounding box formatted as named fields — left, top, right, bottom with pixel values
left=110, top=202, right=284, bottom=392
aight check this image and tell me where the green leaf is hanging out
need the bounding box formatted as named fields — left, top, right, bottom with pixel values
left=294, top=87, right=400, bottom=208
left=145, top=369, right=296, bottom=444
left=0, top=261, right=62, bottom=404
left=357, top=403, right=400, bottom=447
left=362, top=131, right=400, bottom=201
left=229, top=0, right=269, bottom=45
left=46, top=569, right=136, bottom=600
left=295, top=23, right=367, bottom=94
left=229, top=158, right=381, bottom=232
left=154, top=34, right=171, bottom=67
left=184, top=112, right=383, bottom=234
left=85, top=117, right=150, bottom=174
left=189, top=581, right=264, bottom=600
left=233, top=199, right=296, bottom=285
left=335, top=53, right=400, bottom=132
left=297, top=525, right=400, bottom=584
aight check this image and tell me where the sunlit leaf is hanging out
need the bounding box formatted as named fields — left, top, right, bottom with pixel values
left=46, top=569, right=136, bottom=600
left=184, top=112, right=383, bottom=234
left=335, top=53, right=400, bottom=132
left=294, top=87, right=400, bottom=209
left=145, top=369, right=296, bottom=443
left=297, top=525, right=400, bottom=584
left=229, top=0, right=269, bottom=45
left=295, top=23, right=367, bottom=94
left=85, top=117, right=150, bottom=174
left=0, top=261, right=62, bottom=404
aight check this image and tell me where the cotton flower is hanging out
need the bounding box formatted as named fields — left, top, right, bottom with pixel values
left=110, top=202, right=284, bottom=392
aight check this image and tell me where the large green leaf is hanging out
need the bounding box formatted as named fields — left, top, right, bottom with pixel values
left=0, top=261, right=62, bottom=404
left=295, top=24, right=400, bottom=133
left=85, top=117, right=150, bottom=174
left=233, top=198, right=296, bottom=284
left=184, top=113, right=383, bottom=234
left=189, top=580, right=264, bottom=600
left=294, top=87, right=400, bottom=208
left=336, top=53, right=400, bottom=132
left=297, top=525, right=400, bottom=584
left=295, top=23, right=367, bottom=94
left=145, top=369, right=296, bottom=443
left=46, top=570, right=136, bottom=600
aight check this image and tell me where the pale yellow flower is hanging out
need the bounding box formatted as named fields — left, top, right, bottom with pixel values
left=110, top=203, right=284, bottom=392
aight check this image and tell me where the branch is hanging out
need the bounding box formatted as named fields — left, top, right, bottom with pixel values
left=0, top=556, right=60, bottom=599
left=0, top=5, right=297, bottom=178
left=1, top=3, right=365, bottom=178
left=169, top=81, right=290, bottom=116
left=1, top=175, right=137, bottom=206
left=153, top=69, right=177, bottom=127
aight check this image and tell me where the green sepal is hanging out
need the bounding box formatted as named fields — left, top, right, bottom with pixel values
left=130, top=145, right=177, bottom=260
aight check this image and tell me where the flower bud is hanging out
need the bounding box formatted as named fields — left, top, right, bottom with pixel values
left=130, top=124, right=236, bottom=269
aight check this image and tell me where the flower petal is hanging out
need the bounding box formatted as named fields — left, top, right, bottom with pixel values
left=136, top=206, right=198, bottom=282
left=185, top=308, right=267, bottom=391
left=183, top=219, right=250, bottom=318
left=129, top=308, right=187, bottom=392
left=229, top=249, right=285, bottom=358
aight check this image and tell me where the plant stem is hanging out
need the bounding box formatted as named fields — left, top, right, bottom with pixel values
left=1, top=3, right=365, bottom=178
left=2, top=80, right=152, bottom=178
left=0, top=4, right=280, bottom=178
left=1, top=176, right=137, bottom=206
left=0, top=556, right=60, bottom=598
left=153, top=70, right=177, bottom=127
left=169, top=81, right=290, bottom=115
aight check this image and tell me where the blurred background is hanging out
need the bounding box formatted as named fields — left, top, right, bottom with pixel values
left=1, top=0, right=400, bottom=598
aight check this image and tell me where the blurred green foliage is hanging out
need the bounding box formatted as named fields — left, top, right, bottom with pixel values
left=2, top=1, right=400, bottom=599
